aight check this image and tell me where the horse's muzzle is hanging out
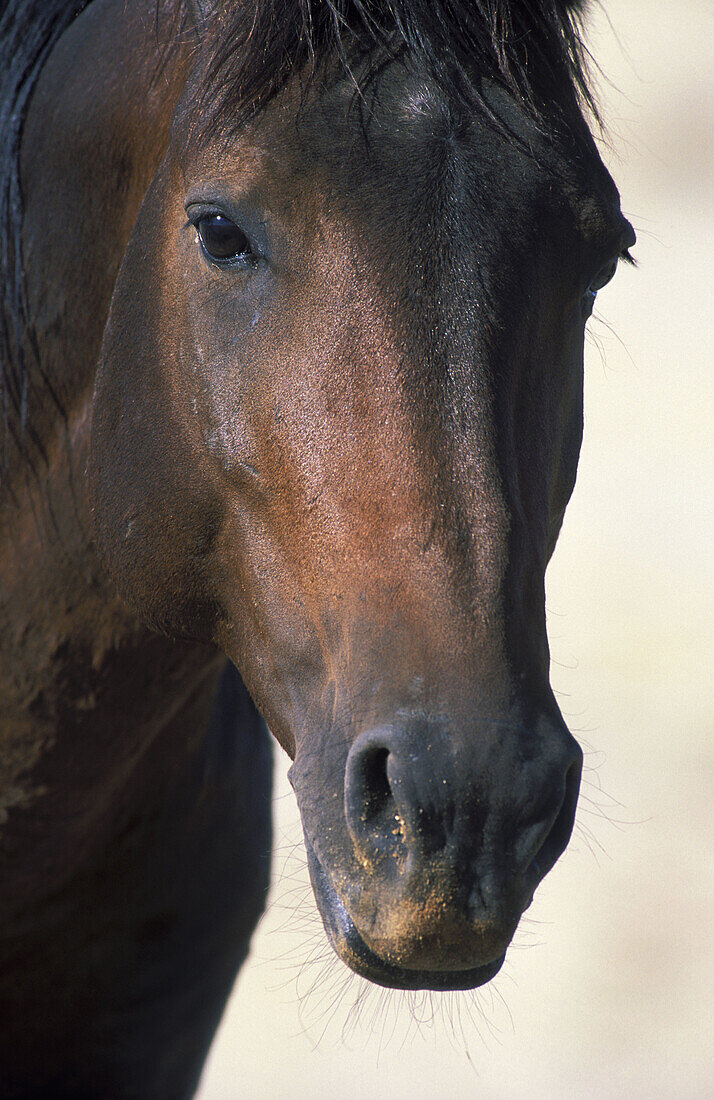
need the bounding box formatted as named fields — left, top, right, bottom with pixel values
left=303, top=833, right=507, bottom=991
left=298, top=715, right=582, bottom=989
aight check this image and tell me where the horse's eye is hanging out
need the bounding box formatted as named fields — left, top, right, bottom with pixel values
left=196, top=213, right=252, bottom=265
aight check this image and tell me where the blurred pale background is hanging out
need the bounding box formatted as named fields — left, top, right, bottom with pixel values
left=198, top=2, right=713, bottom=1096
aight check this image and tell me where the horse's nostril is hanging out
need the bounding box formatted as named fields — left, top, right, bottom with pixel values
left=344, top=732, right=404, bottom=867
left=361, top=746, right=392, bottom=822
left=551, top=759, right=581, bottom=850
left=525, top=757, right=582, bottom=881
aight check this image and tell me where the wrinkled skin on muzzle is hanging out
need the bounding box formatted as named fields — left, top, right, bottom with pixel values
left=90, top=60, right=633, bottom=990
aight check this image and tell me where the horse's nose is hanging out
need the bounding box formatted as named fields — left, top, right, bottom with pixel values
left=344, top=726, right=430, bottom=871
left=344, top=722, right=582, bottom=893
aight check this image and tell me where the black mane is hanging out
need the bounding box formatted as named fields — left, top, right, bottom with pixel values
left=0, top=0, right=90, bottom=473
left=200, top=0, right=597, bottom=138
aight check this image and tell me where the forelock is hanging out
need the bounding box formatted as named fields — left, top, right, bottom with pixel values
left=194, top=0, right=598, bottom=141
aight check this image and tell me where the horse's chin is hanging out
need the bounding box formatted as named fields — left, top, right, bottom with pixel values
left=304, top=836, right=506, bottom=992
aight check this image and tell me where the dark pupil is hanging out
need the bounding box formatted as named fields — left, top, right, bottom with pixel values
left=198, top=214, right=250, bottom=262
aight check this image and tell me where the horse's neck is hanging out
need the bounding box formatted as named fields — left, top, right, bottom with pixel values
left=0, top=0, right=215, bottom=907
left=2, top=0, right=190, bottom=681
left=16, top=0, right=191, bottom=484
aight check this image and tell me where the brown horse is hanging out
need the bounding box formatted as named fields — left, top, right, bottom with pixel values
left=0, top=1, right=634, bottom=1096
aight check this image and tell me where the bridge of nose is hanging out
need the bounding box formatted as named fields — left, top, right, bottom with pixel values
left=257, top=314, right=516, bottom=678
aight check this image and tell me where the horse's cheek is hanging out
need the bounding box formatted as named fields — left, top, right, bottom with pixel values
left=89, top=157, right=223, bottom=642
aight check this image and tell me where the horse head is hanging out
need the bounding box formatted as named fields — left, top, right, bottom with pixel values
left=90, top=4, right=634, bottom=991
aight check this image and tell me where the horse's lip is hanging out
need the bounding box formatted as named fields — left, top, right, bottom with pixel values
left=303, top=835, right=506, bottom=992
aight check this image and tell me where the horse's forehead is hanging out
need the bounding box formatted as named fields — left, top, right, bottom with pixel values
left=185, top=77, right=613, bottom=257
left=174, top=60, right=624, bottom=323
left=243, top=76, right=535, bottom=196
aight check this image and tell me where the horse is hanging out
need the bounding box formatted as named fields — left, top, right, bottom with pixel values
left=0, top=1, right=635, bottom=1095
